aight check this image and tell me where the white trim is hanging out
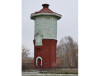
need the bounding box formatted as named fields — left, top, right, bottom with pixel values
left=36, top=56, right=42, bottom=67
left=31, top=13, right=62, bottom=20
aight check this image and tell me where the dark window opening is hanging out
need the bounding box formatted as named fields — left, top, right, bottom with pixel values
left=36, top=48, right=41, bottom=51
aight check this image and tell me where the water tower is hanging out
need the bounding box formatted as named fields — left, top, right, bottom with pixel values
left=31, top=4, right=62, bottom=69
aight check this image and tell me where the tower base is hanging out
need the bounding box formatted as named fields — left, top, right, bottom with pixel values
left=33, top=39, right=57, bottom=69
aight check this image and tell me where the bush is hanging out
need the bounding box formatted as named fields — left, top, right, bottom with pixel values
left=22, top=58, right=34, bottom=71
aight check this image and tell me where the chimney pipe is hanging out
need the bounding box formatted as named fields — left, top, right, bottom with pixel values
left=42, top=4, right=49, bottom=8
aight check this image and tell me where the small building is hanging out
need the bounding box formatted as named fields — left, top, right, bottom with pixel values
left=31, top=4, right=62, bottom=69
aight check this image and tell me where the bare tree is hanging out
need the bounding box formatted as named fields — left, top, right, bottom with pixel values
left=22, top=45, right=30, bottom=58
left=56, top=36, right=78, bottom=68
left=22, top=45, right=34, bottom=71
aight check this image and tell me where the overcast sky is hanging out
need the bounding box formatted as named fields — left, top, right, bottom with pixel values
left=22, top=0, right=78, bottom=57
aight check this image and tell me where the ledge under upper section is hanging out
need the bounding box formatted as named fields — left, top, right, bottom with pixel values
left=31, top=13, right=62, bottom=20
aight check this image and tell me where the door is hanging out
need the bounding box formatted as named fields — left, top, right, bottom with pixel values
left=38, top=58, right=41, bottom=67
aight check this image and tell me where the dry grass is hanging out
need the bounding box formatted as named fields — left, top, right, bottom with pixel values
left=40, top=69, right=78, bottom=74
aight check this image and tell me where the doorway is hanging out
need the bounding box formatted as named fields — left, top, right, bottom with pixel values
left=36, top=56, right=42, bottom=67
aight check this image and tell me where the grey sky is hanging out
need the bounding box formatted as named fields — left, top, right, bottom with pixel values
left=22, top=0, right=78, bottom=57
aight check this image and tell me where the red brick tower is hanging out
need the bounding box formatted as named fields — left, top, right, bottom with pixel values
left=31, top=4, right=62, bottom=69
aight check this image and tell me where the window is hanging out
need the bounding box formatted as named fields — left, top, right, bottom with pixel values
left=36, top=48, right=41, bottom=51
left=39, top=48, right=40, bottom=51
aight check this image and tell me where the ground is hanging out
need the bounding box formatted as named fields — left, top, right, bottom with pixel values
left=22, top=69, right=78, bottom=76
left=22, top=74, right=78, bottom=76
